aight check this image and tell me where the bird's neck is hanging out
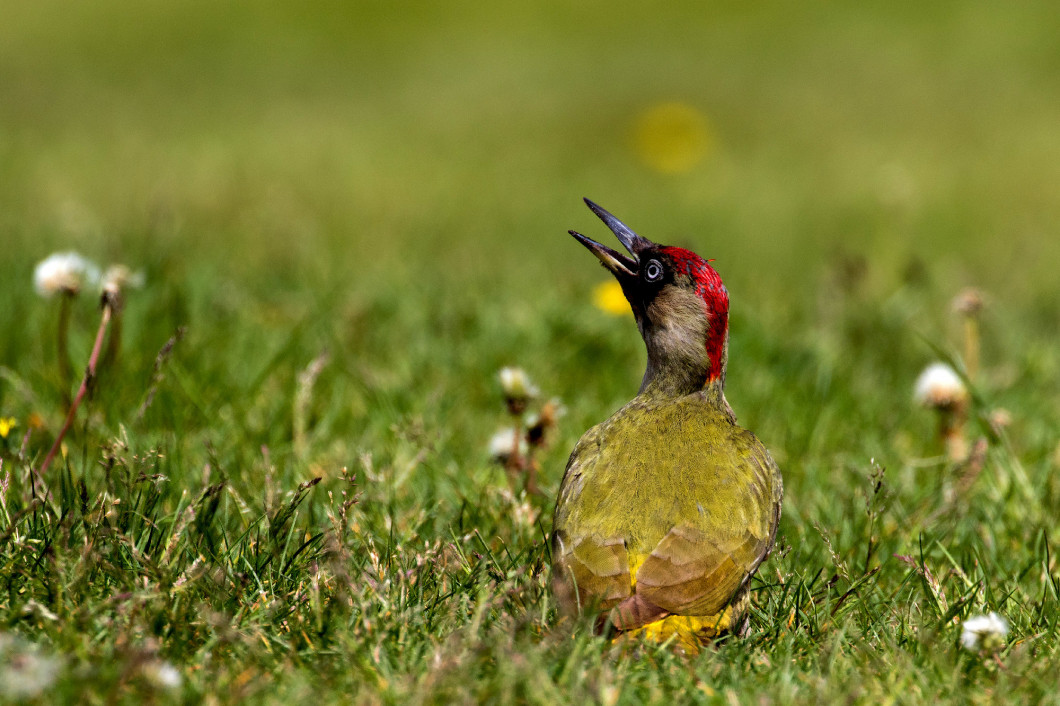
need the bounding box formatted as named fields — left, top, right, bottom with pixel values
left=638, top=330, right=729, bottom=403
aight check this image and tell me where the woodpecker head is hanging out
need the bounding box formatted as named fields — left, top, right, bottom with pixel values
left=571, top=198, right=730, bottom=396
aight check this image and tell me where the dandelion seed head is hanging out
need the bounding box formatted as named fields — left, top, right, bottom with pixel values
left=33, top=251, right=100, bottom=298
left=100, top=264, right=145, bottom=295
left=488, top=428, right=527, bottom=465
left=960, top=612, right=1009, bottom=652
left=498, top=367, right=539, bottom=402
left=952, top=287, right=984, bottom=316
left=913, top=362, right=968, bottom=409
left=0, top=634, right=61, bottom=699
left=144, top=661, right=182, bottom=689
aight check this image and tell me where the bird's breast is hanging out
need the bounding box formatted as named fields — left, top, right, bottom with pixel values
left=559, top=394, right=773, bottom=554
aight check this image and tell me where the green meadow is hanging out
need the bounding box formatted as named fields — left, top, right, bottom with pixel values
left=1, top=1, right=1059, bottom=702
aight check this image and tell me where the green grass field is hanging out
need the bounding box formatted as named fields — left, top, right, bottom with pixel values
left=2, top=1, right=1060, bottom=702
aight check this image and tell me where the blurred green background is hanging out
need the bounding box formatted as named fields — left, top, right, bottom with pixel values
left=4, top=0, right=1060, bottom=483
left=5, top=0, right=1060, bottom=500
left=4, top=0, right=1060, bottom=300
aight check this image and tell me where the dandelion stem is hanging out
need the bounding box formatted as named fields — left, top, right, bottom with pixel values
left=524, top=455, right=540, bottom=496
left=102, top=308, right=123, bottom=371
left=953, top=287, right=983, bottom=382
left=963, top=317, right=980, bottom=381
left=504, top=421, right=523, bottom=492
left=57, top=292, right=74, bottom=408
left=939, top=404, right=968, bottom=463
left=39, top=297, right=113, bottom=478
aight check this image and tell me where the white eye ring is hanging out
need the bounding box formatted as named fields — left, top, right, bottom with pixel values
left=644, top=259, right=664, bottom=282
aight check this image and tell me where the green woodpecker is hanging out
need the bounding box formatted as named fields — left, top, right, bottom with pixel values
left=551, top=199, right=783, bottom=650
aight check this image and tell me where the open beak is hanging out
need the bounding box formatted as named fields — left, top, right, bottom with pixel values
left=570, top=198, right=656, bottom=279
left=569, top=230, right=637, bottom=278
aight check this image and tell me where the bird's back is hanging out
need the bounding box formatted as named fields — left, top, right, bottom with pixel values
left=552, top=391, right=781, bottom=647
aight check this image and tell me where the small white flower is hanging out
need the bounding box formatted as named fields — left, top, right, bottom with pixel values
left=960, top=612, right=1009, bottom=652
left=498, top=367, right=539, bottom=402
left=488, top=428, right=527, bottom=464
left=22, top=600, right=59, bottom=622
left=0, top=633, right=61, bottom=699
left=913, top=362, right=968, bottom=408
left=100, top=264, right=145, bottom=295
left=144, top=660, right=182, bottom=689
left=33, top=251, right=100, bottom=298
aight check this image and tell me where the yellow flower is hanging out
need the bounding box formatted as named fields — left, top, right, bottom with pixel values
left=0, top=417, right=16, bottom=439
left=633, top=102, right=713, bottom=174
left=593, top=280, right=631, bottom=316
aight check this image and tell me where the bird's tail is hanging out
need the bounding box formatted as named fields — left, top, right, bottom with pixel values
left=615, top=592, right=749, bottom=654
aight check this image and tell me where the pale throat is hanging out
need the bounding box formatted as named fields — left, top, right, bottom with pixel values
left=637, top=312, right=728, bottom=401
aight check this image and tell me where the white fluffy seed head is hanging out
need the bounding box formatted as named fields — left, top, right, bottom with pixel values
left=914, top=362, right=968, bottom=408
left=488, top=428, right=527, bottom=464
left=33, top=251, right=100, bottom=298
left=143, top=660, right=182, bottom=689
left=100, top=264, right=145, bottom=295
left=960, top=612, right=1009, bottom=651
left=0, top=634, right=62, bottom=699
left=498, top=367, right=539, bottom=402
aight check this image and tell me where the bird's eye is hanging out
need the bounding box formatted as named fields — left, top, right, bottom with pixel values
left=643, top=259, right=664, bottom=282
